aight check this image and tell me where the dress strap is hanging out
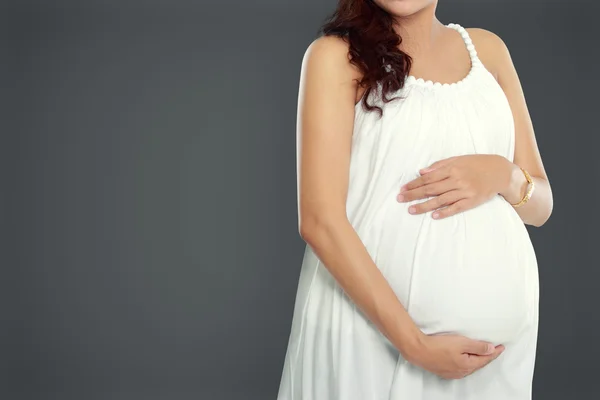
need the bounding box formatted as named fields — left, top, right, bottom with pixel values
left=447, top=23, right=480, bottom=65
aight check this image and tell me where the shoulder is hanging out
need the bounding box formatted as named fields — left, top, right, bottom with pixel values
left=305, top=34, right=350, bottom=58
left=465, top=27, right=513, bottom=81
left=301, top=35, right=362, bottom=83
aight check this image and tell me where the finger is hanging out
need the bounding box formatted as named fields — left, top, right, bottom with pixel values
left=462, top=339, right=495, bottom=356
left=466, top=345, right=505, bottom=367
left=431, top=198, right=472, bottom=220
left=419, top=157, right=456, bottom=174
left=408, top=190, right=463, bottom=215
left=466, top=345, right=505, bottom=371
left=401, top=167, right=450, bottom=192
left=397, top=178, right=455, bottom=203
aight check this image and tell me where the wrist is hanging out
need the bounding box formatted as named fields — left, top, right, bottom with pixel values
left=395, top=325, right=426, bottom=363
left=499, top=160, right=528, bottom=204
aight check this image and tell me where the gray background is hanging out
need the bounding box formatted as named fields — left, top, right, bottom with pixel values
left=4, top=0, right=599, bottom=399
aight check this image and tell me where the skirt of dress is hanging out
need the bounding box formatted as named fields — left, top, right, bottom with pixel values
left=276, top=194, right=539, bottom=400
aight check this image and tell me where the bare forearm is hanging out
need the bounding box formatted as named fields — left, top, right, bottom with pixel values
left=300, top=215, right=423, bottom=358
left=499, top=159, right=553, bottom=227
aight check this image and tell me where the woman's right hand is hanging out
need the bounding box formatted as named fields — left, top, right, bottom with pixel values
left=404, top=333, right=505, bottom=380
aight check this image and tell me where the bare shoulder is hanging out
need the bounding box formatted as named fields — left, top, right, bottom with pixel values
left=301, top=35, right=362, bottom=83
left=305, top=34, right=350, bottom=59
left=465, top=27, right=513, bottom=81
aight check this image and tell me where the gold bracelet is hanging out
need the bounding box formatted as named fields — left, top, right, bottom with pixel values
left=511, top=167, right=535, bottom=208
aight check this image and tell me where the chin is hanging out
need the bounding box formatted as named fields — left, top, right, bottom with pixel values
left=373, top=0, right=435, bottom=17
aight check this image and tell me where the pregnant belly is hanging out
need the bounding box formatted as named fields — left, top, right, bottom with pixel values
left=368, top=195, right=537, bottom=345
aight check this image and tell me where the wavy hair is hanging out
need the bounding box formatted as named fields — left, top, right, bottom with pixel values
left=319, top=0, right=411, bottom=117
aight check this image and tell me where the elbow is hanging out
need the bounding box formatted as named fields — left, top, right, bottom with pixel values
left=531, top=197, right=554, bottom=228
left=298, top=217, right=324, bottom=245
left=530, top=180, right=554, bottom=228
left=535, top=207, right=553, bottom=228
left=531, top=217, right=548, bottom=228
left=298, top=212, right=346, bottom=244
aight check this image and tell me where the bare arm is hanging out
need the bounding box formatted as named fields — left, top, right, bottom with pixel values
left=296, top=35, right=421, bottom=358
left=295, top=36, right=501, bottom=378
left=471, top=28, right=554, bottom=227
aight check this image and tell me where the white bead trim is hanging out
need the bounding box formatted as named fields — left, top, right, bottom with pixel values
left=404, top=23, right=480, bottom=89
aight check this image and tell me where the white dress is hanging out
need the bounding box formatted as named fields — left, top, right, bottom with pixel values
left=277, top=23, right=539, bottom=400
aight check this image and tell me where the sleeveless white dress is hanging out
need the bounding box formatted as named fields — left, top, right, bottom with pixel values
left=277, top=23, right=539, bottom=400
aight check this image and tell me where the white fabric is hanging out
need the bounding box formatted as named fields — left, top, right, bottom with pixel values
left=277, top=23, right=539, bottom=400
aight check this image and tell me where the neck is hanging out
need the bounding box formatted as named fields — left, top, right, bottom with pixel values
left=392, top=5, right=443, bottom=55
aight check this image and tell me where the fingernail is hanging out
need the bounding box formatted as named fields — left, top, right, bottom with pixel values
left=397, top=194, right=404, bottom=202
left=400, top=185, right=407, bottom=193
left=487, top=344, right=495, bottom=354
left=432, top=212, right=439, bottom=219
left=408, top=206, right=416, bottom=214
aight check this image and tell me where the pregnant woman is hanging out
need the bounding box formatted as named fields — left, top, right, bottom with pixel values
left=277, top=1, right=553, bottom=399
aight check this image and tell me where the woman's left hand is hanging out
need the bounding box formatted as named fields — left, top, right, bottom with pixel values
left=397, top=154, right=512, bottom=220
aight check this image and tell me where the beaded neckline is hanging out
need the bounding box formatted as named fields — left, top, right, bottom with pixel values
left=404, top=23, right=481, bottom=89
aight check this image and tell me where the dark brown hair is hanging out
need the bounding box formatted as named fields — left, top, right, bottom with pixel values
left=319, top=0, right=411, bottom=116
